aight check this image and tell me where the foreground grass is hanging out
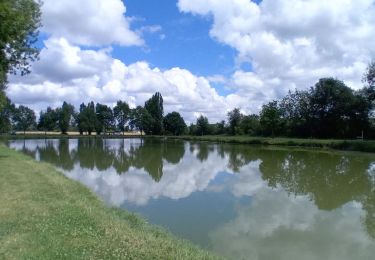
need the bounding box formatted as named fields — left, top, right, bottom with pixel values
left=163, top=135, right=375, bottom=153
left=0, top=145, right=220, bottom=259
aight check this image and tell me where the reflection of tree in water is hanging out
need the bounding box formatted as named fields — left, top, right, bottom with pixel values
left=363, top=191, right=375, bottom=239
left=20, top=139, right=37, bottom=159
left=112, top=139, right=132, bottom=174
left=75, top=139, right=96, bottom=170
left=218, top=144, right=260, bottom=172
left=217, top=144, right=258, bottom=172
left=131, top=139, right=185, bottom=182
left=75, top=139, right=116, bottom=171
left=163, top=140, right=185, bottom=164
left=57, top=139, right=74, bottom=171
left=37, top=138, right=186, bottom=183
left=37, top=139, right=74, bottom=170
left=195, top=142, right=214, bottom=162
left=131, top=139, right=164, bottom=182
left=38, top=140, right=59, bottom=167
left=211, top=144, right=375, bottom=239
left=93, top=139, right=115, bottom=171
left=256, top=149, right=375, bottom=239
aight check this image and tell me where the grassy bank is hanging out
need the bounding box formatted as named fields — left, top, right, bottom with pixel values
left=0, top=145, right=220, bottom=259
left=163, top=135, right=375, bottom=153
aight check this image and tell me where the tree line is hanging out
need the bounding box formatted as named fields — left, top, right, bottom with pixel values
left=189, top=63, right=375, bottom=139
left=0, top=92, right=186, bottom=136
left=1, top=64, right=375, bottom=138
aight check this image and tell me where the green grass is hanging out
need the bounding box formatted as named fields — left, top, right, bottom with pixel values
left=161, top=135, right=375, bottom=153
left=0, top=144, right=220, bottom=259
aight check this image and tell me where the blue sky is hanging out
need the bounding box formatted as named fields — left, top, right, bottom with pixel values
left=115, top=0, right=237, bottom=94
left=7, top=0, right=375, bottom=122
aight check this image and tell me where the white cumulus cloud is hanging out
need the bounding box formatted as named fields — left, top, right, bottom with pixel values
left=41, top=0, right=143, bottom=46
left=7, top=37, right=230, bottom=122
left=178, top=0, right=375, bottom=106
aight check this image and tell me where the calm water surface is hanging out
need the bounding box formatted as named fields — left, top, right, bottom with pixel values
left=7, top=138, right=375, bottom=260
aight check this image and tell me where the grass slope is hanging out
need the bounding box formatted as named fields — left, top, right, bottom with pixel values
left=163, top=135, right=375, bottom=153
left=0, top=145, right=220, bottom=259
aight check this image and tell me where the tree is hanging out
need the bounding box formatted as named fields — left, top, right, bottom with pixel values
left=0, top=0, right=41, bottom=91
left=188, top=123, right=197, bottom=135
left=58, top=101, right=74, bottom=134
left=196, top=115, right=209, bottom=136
left=0, top=97, right=15, bottom=133
left=129, top=106, right=154, bottom=134
left=95, top=103, right=114, bottom=134
left=227, top=108, right=243, bottom=135
left=279, top=90, right=312, bottom=137
left=38, top=107, right=58, bottom=133
left=240, top=114, right=260, bottom=136
left=163, top=112, right=187, bottom=136
left=77, top=102, right=96, bottom=135
left=259, top=101, right=282, bottom=137
left=215, top=120, right=226, bottom=135
left=364, top=60, right=375, bottom=87
left=113, top=100, right=130, bottom=134
left=309, top=78, right=357, bottom=138
left=13, top=105, right=36, bottom=134
left=144, top=92, right=164, bottom=135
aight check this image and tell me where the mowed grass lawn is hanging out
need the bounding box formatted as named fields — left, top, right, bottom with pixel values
left=0, top=145, right=219, bottom=259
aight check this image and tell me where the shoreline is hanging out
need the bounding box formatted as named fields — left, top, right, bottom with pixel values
left=0, top=144, right=220, bottom=259
left=2, top=133, right=375, bottom=153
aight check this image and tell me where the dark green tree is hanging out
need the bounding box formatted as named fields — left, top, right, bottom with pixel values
left=240, top=114, right=260, bottom=136
left=163, top=111, right=187, bottom=135
left=77, top=102, right=96, bottom=135
left=279, top=90, right=312, bottom=137
left=363, top=60, right=375, bottom=88
left=309, top=78, right=358, bottom=138
left=259, top=101, right=283, bottom=137
left=227, top=108, right=243, bottom=135
left=38, top=107, right=58, bottom=133
left=13, top=105, right=36, bottom=134
left=0, top=0, right=41, bottom=95
left=129, top=106, right=154, bottom=134
left=95, top=103, right=114, bottom=134
left=144, top=92, right=164, bottom=135
left=215, top=120, right=226, bottom=135
left=58, top=101, right=74, bottom=134
left=113, top=100, right=130, bottom=134
left=196, top=115, right=209, bottom=136
left=188, top=123, right=197, bottom=135
left=0, top=97, right=15, bottom=133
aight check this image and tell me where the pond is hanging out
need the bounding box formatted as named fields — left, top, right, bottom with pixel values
left=7, top=138, right=375, bottom=259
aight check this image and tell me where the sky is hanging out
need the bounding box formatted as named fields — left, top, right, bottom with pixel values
left=6, top=0, right=375, bottom=123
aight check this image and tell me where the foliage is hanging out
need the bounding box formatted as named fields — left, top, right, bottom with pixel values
left=77, top=102, right=96, bottom=135
left=196, top=115, right=210, bottom=136
left=164, top=112, right=186, bottom=135
left=58, top=101, right=74, bottom=134
left=12, top=105, right=36, bottom=133
left=129, top=106, right=154, bottom=134
left=364, top=60, right=375, bottom=87
left=309, top=78, right=366, bottom=138
left=95, top=103, right=115, bottom=134
left=240, top=114, right=260, bottom=135
left=144, top=92, right=164, bottom=135
left=114, top=100, right=130, bottom=133
left=0, top=0, right=41, bottom=90
left=38, top=107, right=58, bottom=132
left=259, top=101, right=283, bottom=137
left=227, top=108, right=243, bottom=135
left=0, top=97, right=15, bottom=132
